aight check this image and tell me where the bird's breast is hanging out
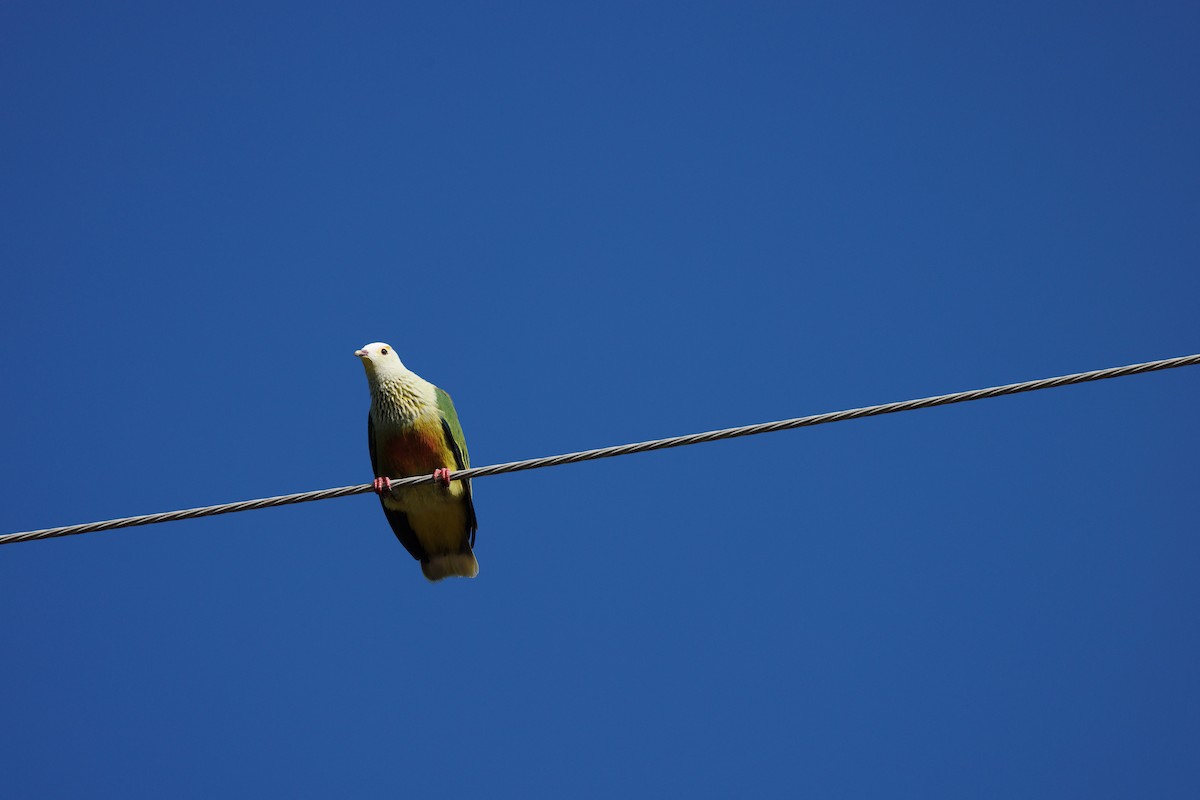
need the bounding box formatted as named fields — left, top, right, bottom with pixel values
left=376, top=420, right=451, bottom=478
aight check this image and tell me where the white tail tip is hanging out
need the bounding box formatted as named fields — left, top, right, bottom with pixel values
left=421, top=551, right=479, bottom=581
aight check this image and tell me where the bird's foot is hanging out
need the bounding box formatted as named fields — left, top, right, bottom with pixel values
left=433, top=468, right=452, bottom=488
left=372, top=477, right=392, bottom=496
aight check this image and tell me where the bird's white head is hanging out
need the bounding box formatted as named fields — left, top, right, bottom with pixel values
left=354, top=342, right=407, bottom=382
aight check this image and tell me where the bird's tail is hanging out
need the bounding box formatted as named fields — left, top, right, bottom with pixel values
left=421, top=550, right=479, bottom=581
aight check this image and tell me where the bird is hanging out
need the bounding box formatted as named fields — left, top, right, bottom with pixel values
left=354, top=342, right=478, bottom=581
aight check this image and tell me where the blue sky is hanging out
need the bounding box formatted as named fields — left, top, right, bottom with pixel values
left=2, top=2, right=1198, bottom=797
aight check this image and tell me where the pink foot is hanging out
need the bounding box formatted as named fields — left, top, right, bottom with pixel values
left=372, top=477, right=392, bottom=496
left=433, top=468, right=452, bottom=488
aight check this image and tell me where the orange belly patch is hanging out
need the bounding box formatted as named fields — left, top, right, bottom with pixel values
left=378, top=424, right=450, bottom=478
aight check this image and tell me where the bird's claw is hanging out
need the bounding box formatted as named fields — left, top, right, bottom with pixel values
left=433, top=468, right=452, bottom=488
left=372, top=477, right=392, bottom=496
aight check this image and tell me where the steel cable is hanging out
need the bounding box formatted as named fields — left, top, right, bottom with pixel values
left=2, top=353, right=1197, bottom=546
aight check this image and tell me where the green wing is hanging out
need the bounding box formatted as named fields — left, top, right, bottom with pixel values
left=435, top=387, right=470, bottom=468
left=435, top=386, right=478, bottom=546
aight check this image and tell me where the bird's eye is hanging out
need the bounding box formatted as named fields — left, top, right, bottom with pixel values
left=381, top=347, right=389, bottom=355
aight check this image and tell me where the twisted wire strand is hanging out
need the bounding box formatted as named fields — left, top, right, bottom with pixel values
left=3, top=353, right=1197, bottom=546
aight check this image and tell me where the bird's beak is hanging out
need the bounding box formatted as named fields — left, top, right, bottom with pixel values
left=354, top=349, right=367, bottom=358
